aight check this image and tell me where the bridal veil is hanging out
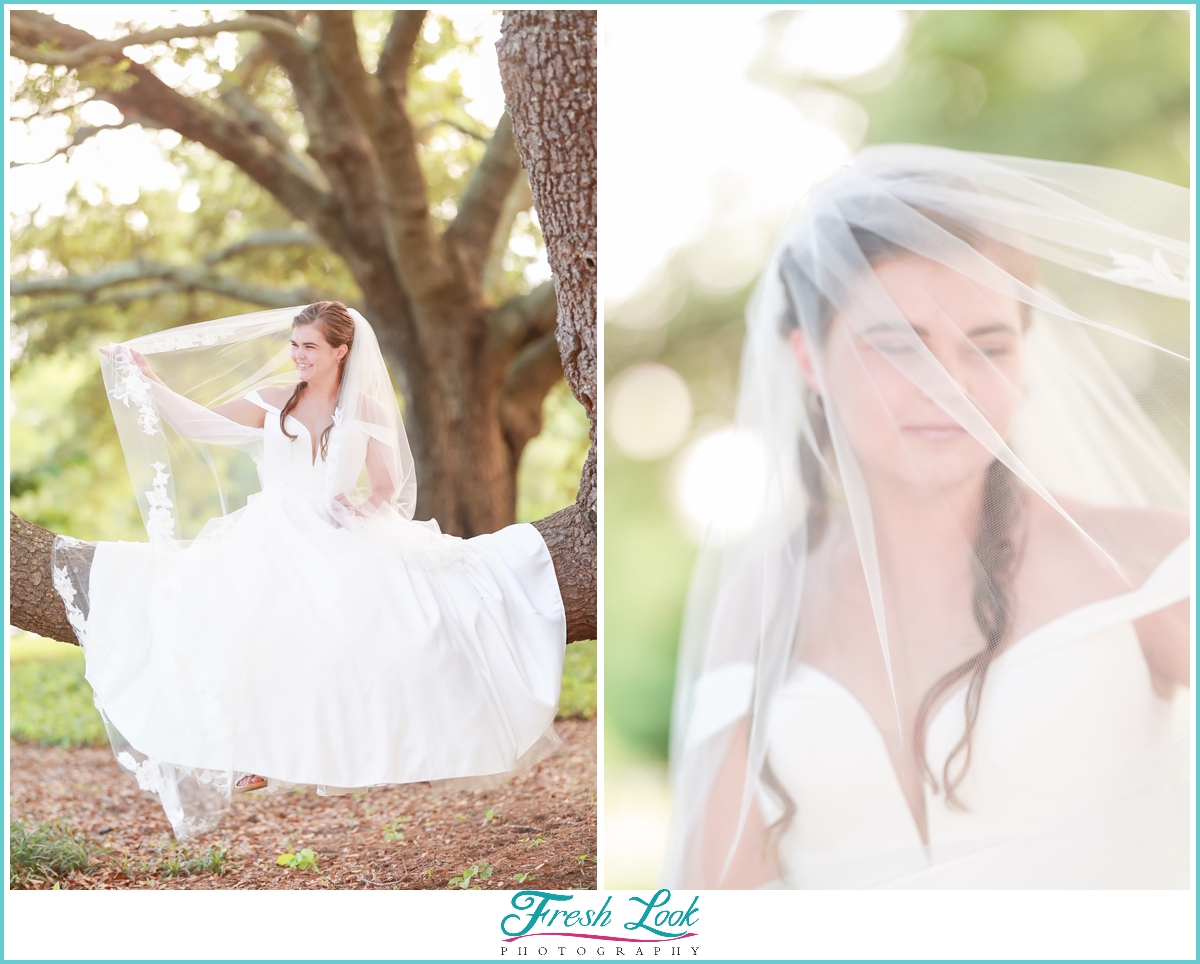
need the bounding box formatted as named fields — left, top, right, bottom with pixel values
left=664, top=145, right=1192, bottom=888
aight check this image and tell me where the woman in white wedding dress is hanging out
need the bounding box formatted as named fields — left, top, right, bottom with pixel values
left=53, top=301, right=566, bottom=839
left=664, top=146, right=1191, bottom=889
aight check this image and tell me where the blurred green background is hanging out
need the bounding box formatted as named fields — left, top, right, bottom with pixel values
left=603, top=8, right=1190, bottom=887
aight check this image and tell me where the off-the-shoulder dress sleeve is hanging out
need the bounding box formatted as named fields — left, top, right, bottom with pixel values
left=243, top=389, right=281, bottom=414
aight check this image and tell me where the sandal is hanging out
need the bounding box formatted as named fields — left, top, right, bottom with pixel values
left=235, top=773, right=267, bottom=792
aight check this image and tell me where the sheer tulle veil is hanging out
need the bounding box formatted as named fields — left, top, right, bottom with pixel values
left=50, top=305, right=460, bottom=836
left=664, top=145, right=1192, bottom=887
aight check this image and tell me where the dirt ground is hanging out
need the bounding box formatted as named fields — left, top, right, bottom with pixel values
left=9, top=718, right=596, bottom=890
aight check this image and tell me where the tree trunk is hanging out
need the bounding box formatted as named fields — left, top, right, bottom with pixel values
left=498, top=11, right=598, bottom=641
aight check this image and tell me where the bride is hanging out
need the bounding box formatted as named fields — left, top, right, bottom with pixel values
left=52, top=300, right=567, bottom=839
left=664, top=146, right=1191, bottom=889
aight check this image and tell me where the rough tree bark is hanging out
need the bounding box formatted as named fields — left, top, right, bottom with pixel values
left=498, top=11, right=597, bottom=641
left=10, top=10, right=562, bottom=536
left=8, top=10, right=597, bottom=644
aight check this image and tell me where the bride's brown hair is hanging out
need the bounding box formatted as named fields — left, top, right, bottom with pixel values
left=280, top=301, right=355, bottom=461
left=768, top=210, right=1035, bottom=846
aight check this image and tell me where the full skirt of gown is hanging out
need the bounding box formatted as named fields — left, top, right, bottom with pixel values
left=54, top=456, right=567, bottom=838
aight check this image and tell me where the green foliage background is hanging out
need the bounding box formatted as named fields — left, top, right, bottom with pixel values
left=605, top=9, right=1191, bottom=762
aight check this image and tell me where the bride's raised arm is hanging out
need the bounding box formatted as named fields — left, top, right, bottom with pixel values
left=107, top=346, right=267, bottom=442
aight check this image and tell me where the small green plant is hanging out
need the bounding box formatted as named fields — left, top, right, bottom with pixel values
left=10, top=818, right=95, bottom=888
left=483, top=808, right=499, bottom=824
left=422, top=864, right=436, bottom=879
left=159, top=846, right=228, bottom=877
left=276, top=848, right=319, bottom=872
left=447, top=861, right=493, bottom=889
left=513, top=871, right=536, bottom=884
left=383, top=820, right=408, bottom=844
left=575, top=854, right=595, bottom=867
left=453, top=813, right=468, bottom=822
left=524, top=836, right=546, bottom=849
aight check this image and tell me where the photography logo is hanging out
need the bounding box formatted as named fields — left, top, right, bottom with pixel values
left=500, top=889, right=700, bottom=957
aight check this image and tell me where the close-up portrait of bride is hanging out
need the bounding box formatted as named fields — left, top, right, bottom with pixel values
left=668, top=146, right=1191, bottom=889
left=8, top=8, right=596, bottom=892
left=603, top=7, right=1191, bottom=893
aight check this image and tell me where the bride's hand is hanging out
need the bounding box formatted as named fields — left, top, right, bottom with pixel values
left=333, top=493, right=366, bottom=519
left=100, top=345, right=162, bottom=383
left=129, top=349, right=156, bottom=379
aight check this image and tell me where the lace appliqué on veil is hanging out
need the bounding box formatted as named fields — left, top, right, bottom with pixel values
left=1090, top=249, right=1190, bottom=299
left=146, top=462, right=176, bottom=542
left=107, top=346, right=161, bottom=436
left=52, top=564, right=88, bottom=641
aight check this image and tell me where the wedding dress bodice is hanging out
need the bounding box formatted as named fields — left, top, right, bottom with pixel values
left=245, top=389, right=328, bottom=498
left=764, top=538, right=1190, bottom=888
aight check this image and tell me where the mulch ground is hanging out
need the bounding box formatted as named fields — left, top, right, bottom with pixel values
left=9, top=718, right=596, bottom=891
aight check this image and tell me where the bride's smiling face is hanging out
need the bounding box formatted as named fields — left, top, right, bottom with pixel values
left=792, top=253, right=1027, bottom=492
left=291, top=322, right=348, bottom=383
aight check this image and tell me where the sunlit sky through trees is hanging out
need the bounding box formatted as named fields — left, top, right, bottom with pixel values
left=8, top=7, right=509, bottom=222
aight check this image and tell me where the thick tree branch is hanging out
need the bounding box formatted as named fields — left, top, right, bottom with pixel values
left=488, top=281, right=557, bottom=354
left=482, top=173, right=534, bottom=296
left=203, top=229, right=324, bottom=264
left=12, top=260, right=326, bottom=308
left=369, top=18, right=451, bottom=302
left=499, top=331, right=565, bottom=458
left=11, top=283, right=184, bottom=325
left=11, top=12, right=338, bottom=248
left=446, top=113, right=523, bottom=286
left=246, top=8, right=420, bottom=319
left=377, top=10, right=426, bottom=96
left=217, top=84, right=323, bottom=191
left=9, top=15, right=310, bottom=69
left=9, top=514, right=82, bottom=645
left=316, top=11, right=379, bottom=128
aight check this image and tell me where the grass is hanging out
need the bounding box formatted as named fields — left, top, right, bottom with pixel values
left=156, top=845, right=230, bottom=878
left=9, top=636, right=108, bottom=747
left=558, top=638, right=597, bottom=720
left=10, top=818, right=96, bottom=888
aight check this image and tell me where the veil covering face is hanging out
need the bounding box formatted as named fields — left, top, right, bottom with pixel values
left=665, top=145, right=1192, bottom=888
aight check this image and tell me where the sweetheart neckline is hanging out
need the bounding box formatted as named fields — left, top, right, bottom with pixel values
left=245, top=390, right=325, bottom=466
left=781, top=536, right=1191, bottom=840
left=284, top=414, right=321, bottom=467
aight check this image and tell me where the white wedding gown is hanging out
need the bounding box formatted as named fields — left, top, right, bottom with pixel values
left=767, top=538, right=1191, bottom=889
left=691, top=540, right=1191, bottom=889
left=62, top=389, right=567, bottom=837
